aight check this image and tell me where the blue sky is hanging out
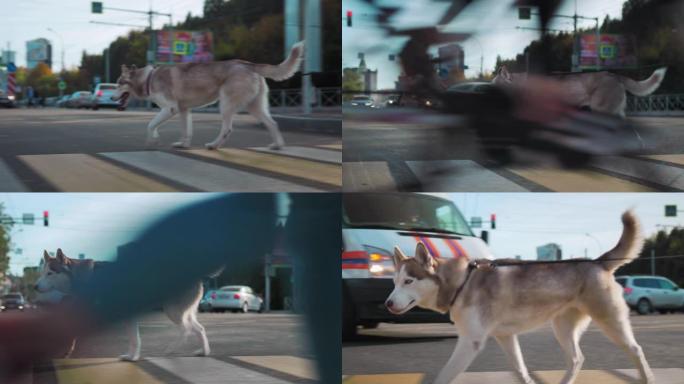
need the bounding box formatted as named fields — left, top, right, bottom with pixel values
left=343, top=0, right=626, bottom=88
left=1, top=0, right=205, bottom=70
left=0, top=193, right=216, bottom=275
left=439, top=193, right=684, bottom=260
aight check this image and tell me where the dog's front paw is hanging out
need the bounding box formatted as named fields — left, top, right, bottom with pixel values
left=268, top=142, right=284, bottom=150
left=193, top=348, right=210, bottom=357
left=119, top=354, right=140, bottom=362
left=204, top=143, right=218, bottom=150
left=171, top=141, right=191, bottom=149
left=145, top=138, right=160, bottom=147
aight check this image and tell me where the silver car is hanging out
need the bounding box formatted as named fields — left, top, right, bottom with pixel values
left=210, top=285, right=263, bottom=313
left=616, top=275, right=684, bottom=315
left=91, top=83, right=119, bottom=110
left=65, top=91, right=93, bottom=108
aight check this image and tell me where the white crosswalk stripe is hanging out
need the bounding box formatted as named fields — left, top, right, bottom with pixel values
left=0, top=145, right=341, bottom=192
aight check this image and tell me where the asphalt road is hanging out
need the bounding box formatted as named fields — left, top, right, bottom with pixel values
left=0, top=108, right=342, bottom=192
left=342, top=313, right=684, bottom=384
left=6, top=312, right=318, bottom=384
left=343, top=115, right=684, bottom=192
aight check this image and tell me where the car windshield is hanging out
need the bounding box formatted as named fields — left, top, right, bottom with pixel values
left=2, top=294, right=21, bottom=300
left=352, top=96, right=370, bottom=101
left=221, top=287, right=242, bottom=292
left=343, top=193, right=473, bottom=236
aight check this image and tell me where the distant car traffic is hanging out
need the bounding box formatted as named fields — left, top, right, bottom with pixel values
left=0, top=90, right=16, bottom=108
left=348, top=95, right=375, bottom=108
left=91, top=83, right=119, bottom=110
left=56, top=95, right=71, bottom=108
left=1, top=293, right=26, bottom=311
left=209, top=285, right=263, bottom=313
left=198, top=289, right=217, bottom=312
left=65, top=91, right=92, bottom=108
left=616, top=275, right=684, bottom=315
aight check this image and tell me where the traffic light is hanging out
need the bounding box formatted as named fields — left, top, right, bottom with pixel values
left=518, top=7, right=531, bottom=20
left=346, top=10, right=352, bottom=27
left=490, top=214, right=496, bottom=229
left=43, top=210, right=49, bottom=227
left=665, top=205, right=677, bottom=217
left=91, top=1, right=103, bottom=14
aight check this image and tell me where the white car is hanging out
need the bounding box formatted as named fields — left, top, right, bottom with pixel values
left=210, top=285, right=263, bottom=313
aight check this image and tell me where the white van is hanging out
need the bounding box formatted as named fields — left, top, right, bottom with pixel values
left=342, top=193, right=493, bottom=339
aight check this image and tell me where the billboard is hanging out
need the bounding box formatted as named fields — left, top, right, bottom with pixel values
left=26, top=38, right=52, bottom=69
left=155, top=30, right=213, bottom=64
left=579, top=34, right=637, bottom=70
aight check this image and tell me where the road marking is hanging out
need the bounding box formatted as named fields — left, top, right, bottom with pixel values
left=185, top=148, right=341, bottom=187
left=343, top=369, right=684, bottom=384
left=342, top=373, right=425, bottom=384
left=591, top=156, right=684, bottom=190
left=343, top=161, right=397, bottom=191
left=0, top=159, right=27, bottom=191
left=644, top=154, right=684, bottom=167
left=232, top=356, right=317, bottom=380
left=101, top=151, right=319, bottom=192
left=318, top=143, right=342, bottom=150
left=408, top=160, right=528, bottom=192
left=250, top=146, right=342, bottom=164
left=52, top=358, right=164, bottom=384
left=19, top=154, right=178, bottom=192
left=508, top=167, right=655, bottom=192
left=147, top=357, right=292, bottom=383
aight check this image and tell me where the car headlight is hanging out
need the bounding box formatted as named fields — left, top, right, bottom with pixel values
left=425, top=100, right=432, bottom=106
left=8, top=95, right=15, bottom=101
left=0, top=306, right=5, bottom=310
left=364, top=245, right=395, bottom=277
left=18, top=305, right=23, bottom=309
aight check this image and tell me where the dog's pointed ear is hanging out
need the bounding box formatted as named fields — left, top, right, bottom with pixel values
left=56, top=248, right=69, bottom=264
left=130, top=64, right=137, bottom=70
left=415, top=242, right=435, bottom=270
left=43, top=250, right=51, bottom=263
left=393, top=246, right=408, bottom=268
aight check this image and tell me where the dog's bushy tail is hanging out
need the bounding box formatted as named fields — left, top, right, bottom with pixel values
left=253, top=41, right=304, bottom=81
left=623, top=67, right=667, bottom=96
left=598, top=210, right=644, bottom=273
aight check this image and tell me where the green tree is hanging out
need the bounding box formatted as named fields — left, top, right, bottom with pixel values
left=0, top=203, right=12, bottom=277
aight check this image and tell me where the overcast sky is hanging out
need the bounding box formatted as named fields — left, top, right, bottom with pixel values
left=1, top=0, right=205, bottom=70
left=343, top=0, right=626, bottom=88
left=0, top=193, right=215, bottom=275
left=441, top=193, right=684, bottom=261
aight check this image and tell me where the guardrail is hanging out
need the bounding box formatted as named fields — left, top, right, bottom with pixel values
left=268, top=87, right=341, bottom=108
left=626, top=94, right=684, bottom=116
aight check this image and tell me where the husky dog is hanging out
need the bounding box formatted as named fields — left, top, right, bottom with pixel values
left=112, top=41, right=304, bottom=150
left=34, top=249, right=209, bottom=361
left=492, top=66, right=666, bottom=117
left=386, top=211, right=653, bottom=384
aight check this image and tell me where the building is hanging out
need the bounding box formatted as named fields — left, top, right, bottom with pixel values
left=437, top=44, right=465, bottom=85
left=343, top=54, right=378, bottom=92
left=537, top=243, right=562, bottom=261
left=26, top=38, right=52, bottom=70
left=1, top=50, right=16, bottom=66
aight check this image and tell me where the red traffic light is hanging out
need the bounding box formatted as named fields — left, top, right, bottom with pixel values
left=346, top=10, right=352, bottom=27
left=490, top=214, right=496, bottom=229
left=43, top=210, right=49, bottom=227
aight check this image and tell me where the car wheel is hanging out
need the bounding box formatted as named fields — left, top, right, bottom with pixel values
left=658, top=309, right=668, bottom=315
left=637, top=298, right=652, bottom=315
left=242, top=302, right=249, bottom=313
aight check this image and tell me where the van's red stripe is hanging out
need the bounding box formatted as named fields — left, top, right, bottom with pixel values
left=342, top=264, right=368, bottom=270
left=448, top=239, right=468, bottom=258
left=342, top=251, right=368, bottom=260
left=443, top=238, right=461, bottom=258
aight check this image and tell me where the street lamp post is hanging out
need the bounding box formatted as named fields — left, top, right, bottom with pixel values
left=46, top=28, right=65, bottom=73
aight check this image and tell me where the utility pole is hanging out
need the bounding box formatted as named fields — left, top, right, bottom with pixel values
left=651, top=248, right=655, bottom=275
left=46, top=28, right=65, bottom=72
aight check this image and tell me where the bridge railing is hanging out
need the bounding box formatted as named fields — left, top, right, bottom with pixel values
left=626, top=94, right=684, bottom=116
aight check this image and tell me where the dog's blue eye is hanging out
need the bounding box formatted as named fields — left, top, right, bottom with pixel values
left=404, top=279, right=413, bottom=285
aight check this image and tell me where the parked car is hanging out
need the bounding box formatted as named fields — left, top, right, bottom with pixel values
left=65, top=91, right=92, bottom=108
left=0, top=90, right=16, bottom=108
left=616, top=275, right=684, bottom=315
left=210, top=285, right=263, bottom=313
left=90, top=83, right=119, bottom=110
left=198, top=289, right=218, bottom=313
left=56, top=95, right=71, bottom=108
left=1, top=293, right=26, bottom=311
left=348, top=95, right=375, bottom=108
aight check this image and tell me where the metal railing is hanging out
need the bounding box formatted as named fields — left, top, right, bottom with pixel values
left=268, top=87, right=341, bottom=108
left=626, top=94, right=684, bottom=116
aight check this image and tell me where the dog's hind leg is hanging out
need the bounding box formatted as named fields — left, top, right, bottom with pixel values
left=592, top=316, right=654, bottom=384
left=63, top=338, right=77, bottom=358
left=146, top=107, right=176, bottom=146
left=188, top=311, right=210, bottom=356
left=119, top=320, right=141, bottom=361
left=433, top=333, right=487, bottom=384
left=495, top=334, right=535, bottom=384
left=172, top=108, right=193, bottom=149
left=552, top=308, right=591, bottom=384
left=248, top=79, right=285, bottom=150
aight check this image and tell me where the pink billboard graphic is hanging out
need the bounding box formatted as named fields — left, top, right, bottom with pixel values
left=579, top=34, right=637, bottom=70
left=155, top=30, right=213, bottom=64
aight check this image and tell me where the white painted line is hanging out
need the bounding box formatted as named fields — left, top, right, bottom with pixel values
left=343, top=161, right=397, bottom=191
left=251, top=146, right=342, bottom=164
left=0, top=159, right=27, bottom=191
left=100, top=151, right=320, bottom=192
left=146, top=357, right=292, bottom=384
left=407, top=160, right=528, bottom=192
left=594, top=156, right=684, bottom=189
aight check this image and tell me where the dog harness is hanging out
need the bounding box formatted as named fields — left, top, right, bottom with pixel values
left=448, top=260, right=494, bottom=306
